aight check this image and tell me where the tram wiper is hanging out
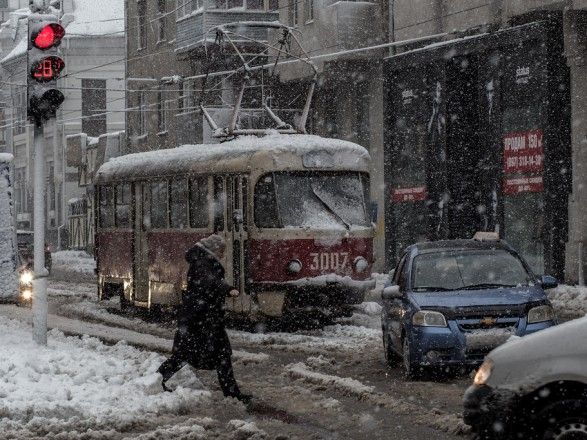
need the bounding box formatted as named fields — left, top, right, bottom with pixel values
left=311, top=185, right=351, bottom=229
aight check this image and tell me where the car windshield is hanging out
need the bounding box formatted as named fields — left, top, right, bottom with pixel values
left=412, top=249, right=532, bottom=291
left=254, top=172, right=370, bottom=229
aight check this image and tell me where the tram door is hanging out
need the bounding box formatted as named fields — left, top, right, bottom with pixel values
left=133, top=182, right=150, bottom=305
left=226, top=175, right=250, bottom=314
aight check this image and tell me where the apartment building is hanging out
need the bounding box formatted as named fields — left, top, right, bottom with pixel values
left=0, top=0, right=125, bottom=248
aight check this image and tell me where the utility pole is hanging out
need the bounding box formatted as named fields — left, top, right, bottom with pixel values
left=27, top=1, right=66, bottom=344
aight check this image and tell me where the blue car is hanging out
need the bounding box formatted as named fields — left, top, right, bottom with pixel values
left=381, top=235, right=558, bottom=378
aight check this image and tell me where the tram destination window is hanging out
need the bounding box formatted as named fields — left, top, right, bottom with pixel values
left=115, top=184, right=131, bottom=228
left=190, top=177, right=209, bottom=228
left=150, top=181, right=168, bottom=229
left=254, top=174, right=280, bottom=228
left=170, top=179, right=188, bottom=229
left=99, top=186, right=115, bottom=228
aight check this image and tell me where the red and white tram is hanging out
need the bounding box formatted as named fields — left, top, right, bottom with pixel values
left=94, top=134, right=375, bottom=320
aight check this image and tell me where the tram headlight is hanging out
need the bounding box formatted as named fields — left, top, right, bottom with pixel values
left=287, top=260, right=302, bottom=274
left=20, top=270, right=33, bottom=286
left=354, top=256, right=369, bottom=273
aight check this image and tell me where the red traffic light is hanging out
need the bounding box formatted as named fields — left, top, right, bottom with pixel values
left=32, top=23, right=65, bottom=50
left=30, top=56, right=65, bottom=82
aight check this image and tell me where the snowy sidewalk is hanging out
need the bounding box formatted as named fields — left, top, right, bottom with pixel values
left=0, top=304, right=172, bottom=352
left=0, top=313, right=211, bottom=437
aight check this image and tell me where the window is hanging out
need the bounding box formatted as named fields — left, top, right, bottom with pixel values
left=82, top=79, right=107, bottom=137
left=116, top=184, right=132, bottom=228
left=177, top=0, right=202, bottom=17
left=138, top=91, right=147, bottom=136
left=137, top=0, right=147, bottom=50
left=412, top=250, right=532, bottom=291
left=304, top=0, right=313, bottom=22
left=190, top=177, right=209, bottom=228
left=254, top=172, right=370, bottom=229
left=170, top=179, right=188, bottom=228
left=99, top=186, right=115, bottom=228
left=14, top=167, right=26, bottom=214
left=157, top=0, right=166, bottom=42
left=150, top=181, right=168, bottom=229
left=290, top=0, right=298, bottom=26
left=254, top=174, right=280, bottom=228
left=157, top=88, right=168, bottom=133
left=268, top=0, right=279, bottom=10
left=213, top=176, right=225, bottom=232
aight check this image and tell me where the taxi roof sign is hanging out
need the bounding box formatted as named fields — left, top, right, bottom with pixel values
left=473, top=231, right=500, bottom=241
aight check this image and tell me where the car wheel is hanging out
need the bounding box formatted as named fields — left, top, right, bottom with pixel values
left=535, top=399, right=587, bottom=440
left=402, top=337, right=420, bottom=380
left=383, top=332, right=399, bottom=367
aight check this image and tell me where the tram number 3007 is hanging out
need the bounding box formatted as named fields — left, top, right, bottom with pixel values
left=309, top=252, right=349, bottom=271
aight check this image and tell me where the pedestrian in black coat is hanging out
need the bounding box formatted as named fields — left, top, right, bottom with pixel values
left=157, top=234, right=250, bottom=403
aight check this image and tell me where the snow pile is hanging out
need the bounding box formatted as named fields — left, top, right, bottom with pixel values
left=227, top=419, right=268, bottom=439
left=97, top=134, right=370, bottom=183
left=285, top=362, right=375, bottom=396
left=52, top=250, right=96, bottom=276
left=548, top=284, right=587, bottom=319
left=0, top=316, right=209, bottom=424
left=0, top=156, right=18, bottom=301
left=366, top=272, right=390, bottom=301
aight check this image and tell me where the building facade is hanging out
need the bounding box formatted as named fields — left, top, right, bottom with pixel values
left=0, top=0, right=125, bottom=248
left=382, top=1, right=587, bottom=283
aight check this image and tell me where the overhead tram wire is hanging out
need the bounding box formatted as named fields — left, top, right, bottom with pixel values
left=0, top=32, right=454, bottom=132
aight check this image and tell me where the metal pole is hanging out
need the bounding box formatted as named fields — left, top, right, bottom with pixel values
left=579, top=242, right=584, bottom=286
left=32, top=121, right=48, bottom=345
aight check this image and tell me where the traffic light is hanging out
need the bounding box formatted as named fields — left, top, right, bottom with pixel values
left=27, top=14, right=65, bottom=124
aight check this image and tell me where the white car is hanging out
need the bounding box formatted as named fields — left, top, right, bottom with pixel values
left=464, top=316, right=587, bottom=439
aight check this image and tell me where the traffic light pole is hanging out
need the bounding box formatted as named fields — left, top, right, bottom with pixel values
left=32, top=121, right=48, bottom=345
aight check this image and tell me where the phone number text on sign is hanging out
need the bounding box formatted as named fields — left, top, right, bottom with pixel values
left=503, top=129, right=544, bottom=174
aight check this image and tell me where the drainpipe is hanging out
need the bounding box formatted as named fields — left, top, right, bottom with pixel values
left=388, top=0, right=395, bottom=56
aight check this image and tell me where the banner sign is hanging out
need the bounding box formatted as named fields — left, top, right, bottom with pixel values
left=392, top=186, right=427, bottom=203
left=503, top=176, right=544, bottom=195
left=503, top=129, right=544, bottom=174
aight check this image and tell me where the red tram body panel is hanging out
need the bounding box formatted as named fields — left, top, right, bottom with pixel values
left=94, top=134, right=375, bottom=319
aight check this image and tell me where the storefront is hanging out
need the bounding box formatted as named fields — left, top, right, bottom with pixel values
left=383, top=18, right=571, bottom=279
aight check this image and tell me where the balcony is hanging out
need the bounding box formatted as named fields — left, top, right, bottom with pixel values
left=176, top=9, right=280, bottom=57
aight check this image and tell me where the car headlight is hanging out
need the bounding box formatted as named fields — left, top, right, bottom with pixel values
left=528, top=305, right=555, bottom=323
left=474, top=359, right=494, bottom=385
left=20, top=270, right=33, bottom=286
left=287, top=260, right=302, bottom=274
left=412, top=310, right=447, bottom=327
left=354, top=256, right=369, bottom=273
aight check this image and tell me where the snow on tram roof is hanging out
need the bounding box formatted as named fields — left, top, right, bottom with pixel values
left=96, top=134, right=370, bottom=183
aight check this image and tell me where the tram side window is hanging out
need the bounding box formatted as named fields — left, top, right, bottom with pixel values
left=170, top=179, right=188, bottom=229
left=254, top=174, right=280, bottom=228
left=150, top=181, right=168, bottom=229
left=190, top=177, right=209, bottom=228
left=213, top=176, right=225, bottom=232
left=116, top=184, right=131, bottom=228
left=99, top=186, right=115, bottom=228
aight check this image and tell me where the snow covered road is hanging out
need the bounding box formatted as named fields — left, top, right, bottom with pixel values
left=0, top=279, right=471, bottom=439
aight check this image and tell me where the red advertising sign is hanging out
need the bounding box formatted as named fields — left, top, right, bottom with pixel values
left=392, top=186, right=427, bottom=203
left=503, top=129, right=544, bottom=174
left=503, top=176, right=544, bottom=195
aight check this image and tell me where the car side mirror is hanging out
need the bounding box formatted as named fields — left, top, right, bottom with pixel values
left=540, top=275, right=558, bottom=290
left=382, top=285, right=402, bottom=300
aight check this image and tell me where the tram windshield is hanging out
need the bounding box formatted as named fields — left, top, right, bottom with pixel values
left=255, top=172, right=370, bottom=229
